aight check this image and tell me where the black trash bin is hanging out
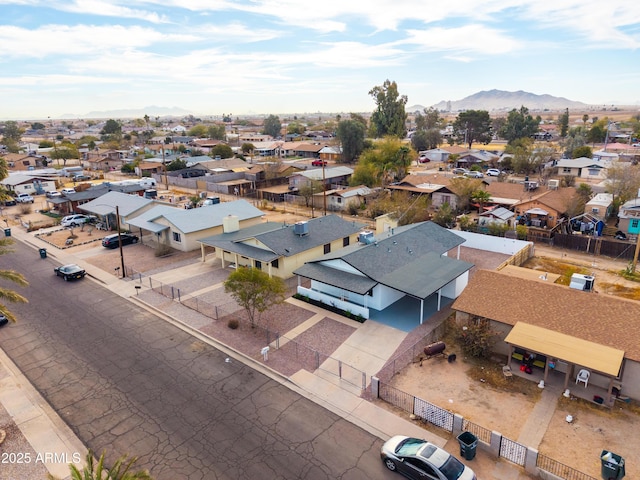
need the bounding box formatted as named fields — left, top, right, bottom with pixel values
left=4, top=228, right=11, bottom=237
left=601, top=450, right=625, bottom=479
left=457, top=431, right=478, bottom=461
left=39, top=248, right=47, bottom=259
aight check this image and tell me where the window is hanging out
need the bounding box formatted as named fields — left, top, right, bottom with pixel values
left=271, top=259, right=279, bottom=269
left=343, top=236, right=350, bottom=247
left=632, top=219, right=639, bottom=229
left=562, top=167, right=571, bottom=173
left=255, top=260, right=262, bottom=269
left=172, top=232, right=181, bottom=242
left=324, top=243, right=331, bottom=254
left=337, top=197, right=342, bottom=203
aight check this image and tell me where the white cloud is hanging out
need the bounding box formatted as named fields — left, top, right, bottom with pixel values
left=404, top=24, right=523, bottom=55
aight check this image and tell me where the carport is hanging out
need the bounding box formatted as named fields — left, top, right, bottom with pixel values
left=505, top=322, right=624, bottom=406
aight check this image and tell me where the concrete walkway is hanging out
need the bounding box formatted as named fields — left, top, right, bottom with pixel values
left=517, top=386, right=560, bottom=448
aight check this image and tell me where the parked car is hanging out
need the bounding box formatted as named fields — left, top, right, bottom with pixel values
left=464, top=171, right=484, bottom=178
left=61, top=188, right=76, bottom=195
left=46, top=190, right=62, bottom=198
left=102, top=233, right=139, bottom=249
left=452, top=167, right=469, bottom=175
left=486, top=168, right=501, bottom=177
left=73, top=174, right=91, bottom=181
left=418, top=155, right=431, bottom=163
left=60, top=214, right=94, bottom=227
left=15, top=193, right=34, bottom=203
left=202, top=196, right=220, bottom=206
left=381, top=436, right=476, bottom=480
left=1, top=197, right=17, bottom=206
left=311, top=159, right=327, bottom=166
left=54, top=264, right=86, bottom=281
left=0, top=313, right=8, bottom=327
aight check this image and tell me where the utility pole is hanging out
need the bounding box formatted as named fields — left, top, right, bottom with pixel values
left=322, top=160, right=327, bottom=216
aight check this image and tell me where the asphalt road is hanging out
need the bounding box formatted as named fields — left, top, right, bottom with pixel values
left=0, top=240, right=394, bottom=480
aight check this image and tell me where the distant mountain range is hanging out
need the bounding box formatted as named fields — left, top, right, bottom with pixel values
left=60, top=105, right=192, bottom=120
left=408, top=89, right=590, bottom=113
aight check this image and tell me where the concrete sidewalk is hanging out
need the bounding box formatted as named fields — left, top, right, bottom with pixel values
left=2, top=226, right=535, bottom=479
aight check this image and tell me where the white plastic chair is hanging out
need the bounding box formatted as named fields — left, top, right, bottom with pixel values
left=576, top=369, right=590, bottom=387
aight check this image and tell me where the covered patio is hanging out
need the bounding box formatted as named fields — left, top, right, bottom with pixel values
left=504, top=323, right=625, bottom=407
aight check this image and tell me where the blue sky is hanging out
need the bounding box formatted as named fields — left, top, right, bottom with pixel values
left=1, top=0, right=639, bottom=120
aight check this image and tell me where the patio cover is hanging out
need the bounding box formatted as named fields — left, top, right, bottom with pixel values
left=504, top=322, right=624, bottom=377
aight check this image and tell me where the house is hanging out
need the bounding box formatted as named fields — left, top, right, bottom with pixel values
left=83, top=149, right=128, bottom=172
left=388, top=174, right=459, bottom=210
left=555, top=157, right=607, bottom=180
left=324, top=185, right=372, bottom=212
left=126, top=199, right=264, bottom=252
left=513, top=187, right=579, bottom=229
left=617, top=197, right=640, bottom=237
left=280, top=142, right=323, bottom=158
left=585, top=193, right=614, bottom=219
left=79, top=191, right=156, bottom=231
left=293, top=221, right=474, bottom=327
left=59, top=185, right=150, bottom=217
left=1, top=173, right=57, bottom=196
left=1, top=152, right=45, bottom=170
left=288, top=166, right=353, bottom=192
left=319, top=145, right=342, bottom=162
left=420, top=148, right=450, bottom=163
left=198, top=214, right=365, bottom=279
left=456, top=150, right=500, bottom=168
left=478, top=206, right=515, bottom=226
left=452, top=269, right=640, bottom=404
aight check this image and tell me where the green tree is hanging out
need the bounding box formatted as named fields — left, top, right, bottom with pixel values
left=576, top=183, right=593, bottom=202
left=298, top=179, right=323, bottom=216
left=499, top=106, right=541, bottom=144
left=50, top=145, right=80, bottom=167
left=336, top=119, right=366, bottom=164
left=48, top=449, right=152, bottom=480
left=1, top=121, right=23, bottom=142
left=431, top=202, right=456, bottom=228
left=561, top=128, right=587, bottom=159
left=39, top=140, right=55, bottom=148
left=452, top=110, right=492, bottom=148
left=572, top=145, right=593, bottom=159
left=208, top=124, right=226, bottom=140
left=286, top=122, right=306, bottom=135
left=558, top=108, right=569, bottom=137
left=448, top=177, right=483, bottom=212
left=31, top=122, right=46, bottom=130
left=166, top=158, right=187, bottom=171
left=471, top=189, right=492, bottom=213
left=241, top=143, right=255, bottom=155
left=349, top=162, right=378, bottom=188
left=188, top=125, right=208, bottom=138
left=352, top=137, right=412, bottom=187
left=121, top=163, right=135, bottom=174
left=223, top=267, right=286, bottom=328
left=410, top=130, right=430, bottom=153
left=368, top=79, right=408, bottom=138
left=211, top=144, right=233, bottom=159
left=101, top=119, right=122, bottom=136
left=414, top=107, right=442, bottom=131
left=605, top=163, right=640, bottom=204
left=262, top=115, right=282, bottom=138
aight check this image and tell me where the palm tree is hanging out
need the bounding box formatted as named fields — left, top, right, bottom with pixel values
left=0, top=238, right=28, bottom=322
left=48, top=450, right=153, bottom=480
left=471, top=189, right=492, bottom=214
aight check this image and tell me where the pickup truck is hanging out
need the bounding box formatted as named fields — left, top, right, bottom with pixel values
left=15, top=193, right=34, bottom=203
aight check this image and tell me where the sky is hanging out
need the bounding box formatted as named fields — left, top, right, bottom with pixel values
left=1, top=0, right=639, bottom=120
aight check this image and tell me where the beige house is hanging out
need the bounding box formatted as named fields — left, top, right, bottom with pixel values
left=452, top=269, right=640, bottom=405
left=126, top=199, right=264, bottom=252
left=198, top=214, right=365, bottom=279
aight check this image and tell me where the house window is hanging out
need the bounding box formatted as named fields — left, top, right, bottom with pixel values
left=562, top=167, right=571, bottom=173
left=324, top=243, right=331, bottom=254
left=271, top=259, right=279, bottom=269
left=343, top=236, right=350, bottom=247
left=255, top=260, right=262, bottom=269
left=172, top=232, right=181, bottom=242
left=337, top=197, right=342, bottom=204
left=587, top=168, right=600, bottom=176
left=632, top=220, right=639, bottom=229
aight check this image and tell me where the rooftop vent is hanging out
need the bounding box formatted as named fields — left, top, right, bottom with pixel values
left=293, top=221, right=309, bottom=236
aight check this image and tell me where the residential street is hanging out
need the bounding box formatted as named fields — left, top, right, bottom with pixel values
left=0, top=240, right=394, bottom=480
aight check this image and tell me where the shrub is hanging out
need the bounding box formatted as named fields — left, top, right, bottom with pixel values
left=452, top=317, right=499, bottom=358
left=227, top=319, right=239, bottom=329
left=18, top=204, right=32, bottom=215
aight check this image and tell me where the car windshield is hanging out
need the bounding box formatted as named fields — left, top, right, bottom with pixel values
left=439, top=456, right=465, bottom=480
left=395, top=438, right=427, bottom=456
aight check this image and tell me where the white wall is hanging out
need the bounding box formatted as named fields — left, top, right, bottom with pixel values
left=441, top=271, right=469, bottom=298
left=452, top=230, right=532, bottom=255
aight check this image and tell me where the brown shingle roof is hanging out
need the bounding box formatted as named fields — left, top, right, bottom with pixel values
left=452, top=269, right=640, bottom=361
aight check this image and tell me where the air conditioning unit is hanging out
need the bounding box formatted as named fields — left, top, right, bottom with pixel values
left=548, top=179, right=560, bottom=190
left=569, top=274, right=595, bottom=292
left=359, top=231, right=375, bottom=244
left=293, top=221, right=309, bottom=236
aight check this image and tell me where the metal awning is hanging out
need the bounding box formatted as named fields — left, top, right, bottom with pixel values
left=525, top=208, right=549, bottom=215
left=504, top=322, right=624, bottom=377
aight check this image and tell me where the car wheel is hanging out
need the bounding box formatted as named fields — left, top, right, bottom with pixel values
left=70, top=223, right=78, bottom=227
left=384, top=458, right=397, bottom=471
left=132, top=238, right=138, bottom=244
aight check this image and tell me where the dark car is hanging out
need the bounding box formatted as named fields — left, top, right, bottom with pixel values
left=54, top=264, right=86, bottom=281
left=0, top=313, right=8, bottom=327
left=1, top=197, right=17, bottom=206
left=381, top=436, right=476, bottom=480
left=102, top=233, right=139, bottom=249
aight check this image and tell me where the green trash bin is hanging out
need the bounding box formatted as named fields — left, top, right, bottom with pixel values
left=601, top=450, right=625, bottom=479
left=4, top=228, right=11, bottom=237
left=457, top=431, right=478, bottom=461
left=39, top=248, right=47, bottom=259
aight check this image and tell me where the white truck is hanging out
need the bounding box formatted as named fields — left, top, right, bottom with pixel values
left=15, top=193, right=34, bottom=203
